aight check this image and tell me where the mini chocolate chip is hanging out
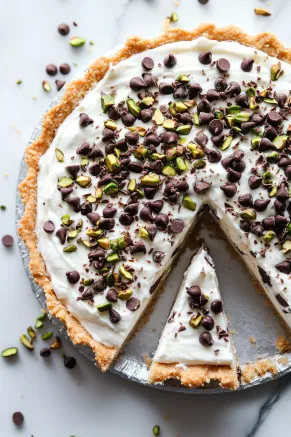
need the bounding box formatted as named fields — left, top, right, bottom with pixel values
left=43, top=221, right=55, bottom=233
left=130, top=241, right=146, bottom=255
left=153, top=250, right=165, bottom=264
left=59, top=63, right=71, bottom=75
left=124, top=203, right=139, bottom=216
left=163, top=131, right=179, bottom=145
left=108, top=105, right=120, bottom=120
left=254, top=199, right=270, bottom=212
left=275, top=92, right=287, bottom=108
left=87, top=212, right=100, bottom=225
left=129, top=77, right=145, bottom=91
left=147, top=200, right=164, bottom=213
left=275, top=215, right=288, bottom=230
left=258, top=267, right=271, bottom=286
left=144, top=187, right=158, bottom=199
left=12, top=412, right=24, bottom=426
left=241, top=59, right=254, bottom=72
left=274, top=199, right=286, bottom=214
left=199, top=332, right=213, bottom=347
left=103, top=207, right=117, bottom=218
left=77, top=141, right=92, bottom=155
left=188, top=83, right=202, bottom=98
left=55, top=79, right=66, bottom=91
left=144, top=133, right=160, bottom=147
left=251, top=113, right=265, bottom=125
left=80, top=201, right=93, bottom=216
left=119, top=213, right=134, bottom=226
left=125, top=131, right=139, bottom=145
left=227, top=168, right=241, bottom=182
left=206, top=149, right=222, bottom=163
left=206, top=89, right=220, bottom=102
left=249, top=175, right=262, bottom=190
left=251, top=224, right=264, bottom=237
left=241, top=122, right=255, bottom=134
left=164, top=54, right=177, bottom=68
left=128, top=162, right=143, bottom=173
left=56, top=227, right=67, bottom=244
left=197, top=99, right=211, bottom=113
left=99, top=218, right=115, bottom=230
left=126, top=297, right=140, bottom=311
left=194, top=181, right=211, bottom=194
left=170, top=219, right=184, bottom=234
left=238, top=194, right=253, bottom=207
left=2, top=234, right=14, bottom=247
left=199, top=112, right=214, bottom=125
left=176, top=179, right=189, bottom=192
left=235, top=93, right=249, bottom=108
left=93, top=277, right=106, bottom=291
left=151, top=159, right=163, bottom=173
left=66, top=197, right=81, bottom=212
left=186, top=285, right=201, bottom=299
left=285, top=166, right=291, bottom=179
left=240, top=220, right=251, bottom=232
left=198, top=0, right=209, bottom=4
left=214, top=77, right=227, bottom=91
left=102, top=127, right=115, bottom=141
left=264, top=125, right=278, bottom=140
left=174, top=85, right=188, bottom=99
left=226, top=81, right=241, bottom=97
left=106, top=288, right=118, bottom=302
left=276, top=182, right=290, bottom=201
left=201, top=315, right=214, bottom=331
left=140, top=206, right=154, bottom=223
left=109, top=308, right=121, bottom=323
left=195, top=132, right=208, bottom=147
left=198, top=52, right=212, bottom=65
left=220, top=183, right=237, bottom=198
left=178, top=113, right=193, bottom=125
left=209, top=119, right=223, bottom=135
left=233, top=150, right=244, bottom=161
left=66, top=164, right=80, bottom=179
left=46, top=64, right=58, bottom=76
left=231, top=160, right=246, bottom=172
left=159, top=82, right=174, bottom=95
left=211, top=133, right=225, bottom=147
left=79, top=113, right=93, bottom=127
left=217, top=58, right=230, bottom=73
left=66, top=271, right=80, bottom=284
left=140, top=108, right=153, bottom=123
left=211, top=299, right=223, bottom=314
left=143, top=72, right=156, bottom=88
left=89, top=145, right=103, bottom=158
left=121, top=112, right=136, bottom=127
left=88, top=249, right=106, bottom=261
left=40, top=348, right=51, bottom=358
left=266, top=111, right=282, bottom=126
left=276, top=293, right=289, bottom=307
left=262, top=216, right=275, bottom=230
left=259, top=138, right=273, bottom=151
left=275, top=261, right=291, bottom=275
left=64, top=356, right=76, bottom=369
left=58, top=23, right=70, bottom=35
left=142, top=56, right=154, bottom=70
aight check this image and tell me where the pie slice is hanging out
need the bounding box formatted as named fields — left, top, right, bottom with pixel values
left=149, top=245, right=238, bottom=389
left=19, top=25, right=291, bottom=376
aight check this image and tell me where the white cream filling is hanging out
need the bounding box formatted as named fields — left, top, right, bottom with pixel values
left=37, top=37, right=291, bottom=355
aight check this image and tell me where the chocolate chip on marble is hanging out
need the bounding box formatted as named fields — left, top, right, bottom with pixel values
left=87, top=212, right=100, bottom=225
left=211, top=299, right=223, bottom=314
left=58, top=23, right=70, bottom=35
left=140, top=108, right=153, bottom=123
left=248, top=175, right=262, bottom=190
left=199, top=331, right=213, bottom=347
left=121, top=112, right=136, bottom=127
left=262, top=216, right=275, bottom=230
left=128, top=161, right=143, bottom=173
left=129, top=77, right=145, bottom=91
left=56, top=227, right=67, bottom=244
left=55, top=80, right=66, bottom=91
left=43, top=221, right=55, bottom=233
left=163, top=131, right=179, bottom=145
left=126, top=297, right=140, bottom=311
left=275, top=261, right=291, bottom=275
left=103, top=207, right=117, bottom=218
left=188, top=83, right=202, bottom=99
left=60, top=186, right=73, bottom=199
left=198, top=52, right=212, bottom=65
left=109, top=308, right=121, bottom=323
left=235, top=93, right=249, bottom=108
left=194, top=181, right=211, bottom=194
left=79, top=113, right=93, bottom=127
left=124, top=203, right=139, bottom=216
left=216, top=58, right=230, bottom=73
left=77, top=141, right=92, bottom=155
left=240, top=220, right=251, bottom=232
left=241, top=59, right=254, bottom=72
left=274, top=199, right=286, bottom=214
left=275, top=215, right=288, bottom=230
left=89, top=145, right=104, bottom=159
left=144, top=133, right=161, bottom=147
left=214, top=77, right=227, bottom=91
left=59, top=63, right=71, bottom=75
left=144, top=187, right=158, bottom=199
left=254, top=199, right=270, bottom=212
left=125, top=131, right=139, bottom=145
left=46, top=64, right=58, bottom=76
left=80, top=201, right=92, bottom=216
left=12, top=412, right=24, bottom=426
left=285, top=166, right=291, bottom=179
left=130, top=241, right=146, bottom=255
left=201, top=315, right=214, bottom=331
left=99, top=218, right=115, bottom=230
left=206, top=89, right=220, bottom=102
left=264, top=125, right=278, bottom=140
left=143, top=72, right=156, bottom=88
left=2, top=235, right=14, bottom=247
left=176, top=179, right=189, bottom=192
left=211, top=133, right=225, bottom=147
left=159, top=82, right=174, bottom=95
left=106, top=288, right=118, bottom=303
left=241, top=122, right=255, bottom=134
left=152, top=250, right=165, bottom=264
left=220, top=183, right=237, bottom=198
left=259, top=138, right=273, bottom=151
left=164, top=54, right=177, bottom=68
left=227, top=168, right=241, bottom=183
left=108, top=105, right=120, bottom=120
left=93, top=277, right=106, bottom=292
left=225, top=81, right=241, bottom=97
left=266, top=111, right=282, bottom=126
left=66, top=164, right=80, bottom=179
left=251, top=224, right=264, bottom=237
left=147, top=200, right=164, bottom=213
left=238, top=194, right=253, bottom=207
left=119, top=213, right=134, bottom=226
left=231, top=160, right=246, bottom=173
left=197, top=99, right=211, bottom=113
left=206, top=149, right=222, bottom=163
left=195, top=132, right=209, bottom=147
left=199, top=112, right=214, bottom=125
left=209, top=119, right=223, bottom=135
left=276, top=182, right=290, bottom=201
left=142, top=56, right=154, bottom=70
left=251, top=113, right=265, bottom=125
left=186, top=285, right=201, bottom=299
left=66, top=270, right=80, bottom=284
left=66, top=197, right=81, bottom=212
left=170, top=219, right=184, bottom=234
left=275, top=92, right=287, bottom=108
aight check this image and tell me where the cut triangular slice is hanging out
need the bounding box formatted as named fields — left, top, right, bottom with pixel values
left=149, top=245, right=239, bottom=389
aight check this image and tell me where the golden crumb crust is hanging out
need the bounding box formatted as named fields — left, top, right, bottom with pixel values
left=18, top=24, right=291, bottom=374
left=149, top=362, right=239, bottom=389
left=242, top=359, right=278, bottom=383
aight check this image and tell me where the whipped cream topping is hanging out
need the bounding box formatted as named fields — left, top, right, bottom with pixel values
left=37, top=37, right=291, bottom=352
left=152, top=246, right=235, bottom=366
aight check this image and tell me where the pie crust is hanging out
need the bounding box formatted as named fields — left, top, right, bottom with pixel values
left=18, top=24, right=291, bottom=377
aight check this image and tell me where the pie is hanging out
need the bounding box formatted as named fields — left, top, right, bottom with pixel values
left=149, top=245, right=238, bottom=389
left=19, top=24, right=291, bottom=385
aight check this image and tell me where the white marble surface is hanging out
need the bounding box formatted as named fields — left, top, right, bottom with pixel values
left=1, top=0, right=291, bottom=436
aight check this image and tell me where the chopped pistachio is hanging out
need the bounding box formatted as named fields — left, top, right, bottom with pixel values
left=96, top=302, right=112, bottom=312
left=127, top=98, right=140, bottom=117
left=194, top=159, right=206, bottom=169
left=241, top=209, right=257, bottom=220
left=27, top=326, right=36, bottom=340
left=98, top=238, right=110, bottom=250
left=226, top=105, right=241, bottom=114
left=221, top=136, right=233, bottom=151
left=16, top=80, right=22, bottom=85
left=264, top=98, right=278, bottom=105
left=176, top=74, right=190, bottom=83
left=42, top=80, right=51, bottom=92
left=76, top=219, right=83, bottom=232
left=225, top=115, right=235, bottom=128
left=76, top=175, right=92, bottom=187
left=162, top=164, right=176, bottom=176
left=82, top=239, right=93, bottom=248
left=187, top=143, right=204, bottom=159
left=249, top=97, right=259, bottom=110
left=35, top=320, right=43, bottom=329
left=193, top=112, right=200, bottom=125
left=262, top=170, right=272, bottom=182
left=117, top=289, right=133, bottom=301
left=287, top=223, right=291, bottom=236
left=235, top=112, right=251, bottom=123
left=50, top=336, right=62, bottom=350
left=254, top=8, right=271, bottom=16
left=83, top=278, right=94, bottom=286
left=128, top=179, right=136, bottom=193
left=140, top=96, right=154, bottom=107
left=176, top=157, right=187, bottom=172
left=176, top=124, right=192, bottom=135
left=151, top=152, right=165, bottom=160
left=264, top=231, right=275, bottom=243
left=55, top=148, right=64, bottom=162
left=70, top=36, right=86, bottom=47
left=213, top=109, right=224, bottom=119
left=37, top=313, right=46, bottom=322
left=104, top=120, right=117, bottom=130
left=140, top=173, right=160, bottom=187
left=95, top=186, right=103, bottom=199
left=163, top=119, right=176, bottom=131
left=105, top=154, right=120, bottom=172
left=165, top=147, right=177, bottom=161
left=270, top=62, right=283, bottom=81
left=119, top=265, right=133, bottom=281
left=58, top=176, right=74, bottom=188
left=246, top=87, right=256, bottom=97
left=273, top=135, right=288, bottom=150
left=86, top=229, right=103, bottom=238
left=86, top=195, right=97, bottom=203
left=1, top=347, right=18, bottom=358
left=266, top=151, right=279, bottom=162
left=189, top=313, right=203, bottom=329
left=153, top=425, right=160, bottom=437
left=170, top=12, right=178, bottom=22
left=129, top=125, right=147, bottom=136
left=68, top=230, right=78, bottom=239
left=106, top=253, right=120, bottom=263
left=103, top=182, right=118, bottom=195
left=139, top=227, right=149, bottom=239
left=152, top=109, right=164, bottom=125
left=251, top=137, right=261, bottom=149
left=63, top=244, right=77, bottom=253
left=134, top=145, right=148, bottom=160
left=0, top=205, right=7, bottom=211
left=80, top=157, right=89, bottom=167
left=183, top=196, right=196, bottom=211
left=41, top=332, right=53, bottom=341
left=62, top=214, right=71, bottom=226
left=175, top=101, right=188, bottom=112
left=106, top=272, right=121, bottom=286
left=282, top=240, right=291, bottom=254
left=20, top=334, right=34, bottom=351
left=101, top=94, right=115, bottom=113
left=269, top=185, right=277, bottom=197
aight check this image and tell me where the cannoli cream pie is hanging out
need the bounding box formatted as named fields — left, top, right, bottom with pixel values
left=149, top=245, right=238, bottom=389
left=19, top=25, right=291, bottom=382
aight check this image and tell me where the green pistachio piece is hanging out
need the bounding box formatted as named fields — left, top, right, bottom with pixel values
left=249, top=97, right=260, bottom=110
left=55, top=148, right=64, bottom=162
left=104, top=120, right=117, bottom=130
left=193, top=112, right=200, bottom=125
left=76, top=175, right=92, bottom=187
left=259, top=89, right=269, bottom=98
left=246, top=87, right=256, bottom=97
left=287, top=223, right=291, bottom=235
left=106, top=253, right=120, bottom=263
left=101, top=94, right=115, bottom=113
left=83, top=278, right=94, bottom=286
left=103, top=182, right=118, bottom=195
left=105, top=154, right=120, bottom=172
left=95, top=186, right=103, bottom=199
left=176, top=157, right=187, bottom=172
left=176, top=124, right=192, bottom=135
left=225, top=115, right=235, bottom=128
left=117, top=236, right=128, bottom=250
left=152, top=109, right=164, bottom=125
left=189, top=313, right=203, bottom=329
left=62, top=214, right=71, bottom=226
left=41, top=331, right=53, bottom=341
left=264, top=230, right=276, bottom=242
left=96, top=302, right=112, bottom=312
left=127, top=98, right=140, bottom=117
left=81, top=239, right=93, bottom=248
left=266, top=151, right=279, bottom=162
left=235, top=112, right=251, bottom=123
left=221, top=136, right=233, bottom=151
left=179, top=138, right=187, bottom=145
left=187, top=143, right=205, bottom=159
left=68, top=230, right=78, bottom=239
left=269, top=185, right=277, bottom=198
left=264, top=98, right=278, bottom=105
left=129, top=125, right=147, bottom=137
left=165, top=147, right=177, bottom=161
left=262, top=170, right=272, bottom=182
left=194, top=159, right=206, bottom=169
left=106, top=272, right=121, bottom=286
left=134, top=146, right=148, bottom=160
left=58, top=176, right=74, bottom=188
left=140, top=96, right=154, bottom=107
left=251, top=137, right=261, bottom=149
left=184, top=100, right=196, bottom=109
left=241, top=209, right=257, bottom=220
left=76, top=219, right=83, bottom=232
left=151, top=152, right=165, bottom=160
left=114, top=148, right=121, bottom=158
left=63, top=244, right=77, bottom=253
left=86, top=195, right=97, bottom=203
left=50, top=337, right=62, bottom=349
left=140, top=173, right=160, bottom=187
left=270, top=62, right=283, bottom=81
left=119, top=265, right=133, bottom=281
left=227, top=105, right=241, bottom=114
left=153, top=425, right=160, bottom=437
left=139, top=227, right=149, bottom=239
left=98, top=238, right=110, bottom=250
left=170, top=12, right=178, bottom=22
left=81, top=158, right=89, bottom=167
left=136, top=188, right=145, bottom=198
left=176, top=74, right=190, bottom=83
left=42, top=80, right=51, bottom=92
left=175, top=101, right=188, bottom=113
left=20, top=334, right=34, bottom=351
left=1, top=347, right=18, bottom=358
left=35, top=320, right=43, bottom=329
left=163, top=119, right=176, bottom=131
left=86, top=228, right=103, bottom=238
left=118, top=289, right=133, bottom=301
left=282, top=240, right=291, bottom=254
left=183, top=195, right=196, bottom=211
left=37, top=313, right=46, bottom=322
left=128, top=179, right=136, bottom=193
left=27, top=326, right=36, bottom=340
left=272, top=135, right=288, bottom=150
left=162, top=164, right=176, bottom=176
left=213, top=109, right=224, bottom=119
left=70, top=36, right=86, bottom=47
